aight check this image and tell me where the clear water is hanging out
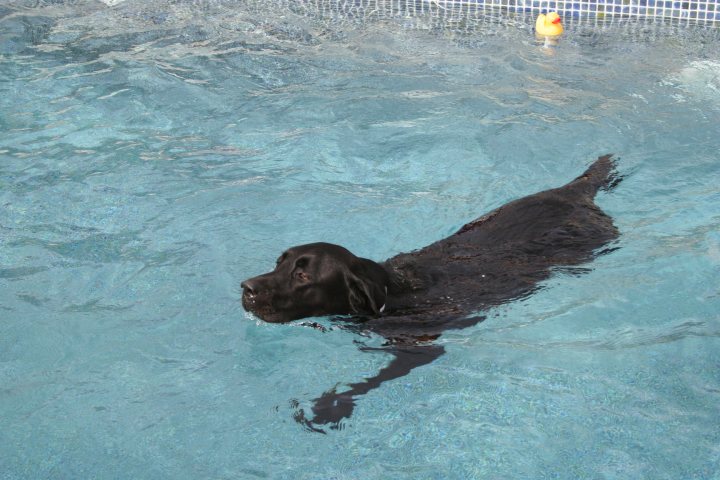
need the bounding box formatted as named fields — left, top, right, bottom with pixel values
left=2, top=1, right=720, bottom=478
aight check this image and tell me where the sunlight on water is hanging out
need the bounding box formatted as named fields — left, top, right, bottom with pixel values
left=1, top=1, right=720, bottom=478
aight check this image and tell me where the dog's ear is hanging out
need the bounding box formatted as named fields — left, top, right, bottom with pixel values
left=344, top=258, right=388, bottom=316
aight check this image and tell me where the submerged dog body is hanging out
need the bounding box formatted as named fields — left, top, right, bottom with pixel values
left=241, top=155, right=619, bottom=430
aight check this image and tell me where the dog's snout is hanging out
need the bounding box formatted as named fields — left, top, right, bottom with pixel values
left=241, top=280, right=258, bottom=296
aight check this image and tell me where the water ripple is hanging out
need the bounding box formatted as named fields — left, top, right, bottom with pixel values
left=483, top=319, right=720, bottom=351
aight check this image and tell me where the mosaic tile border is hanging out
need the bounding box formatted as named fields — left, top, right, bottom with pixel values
left=425, top=0, right=720, bottom=21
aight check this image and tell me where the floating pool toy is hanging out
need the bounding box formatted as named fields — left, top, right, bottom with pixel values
left=535, top=12, right=564, bottom=37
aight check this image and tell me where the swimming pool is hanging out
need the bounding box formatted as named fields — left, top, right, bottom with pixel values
left=1, top=0, right=719, bottom=478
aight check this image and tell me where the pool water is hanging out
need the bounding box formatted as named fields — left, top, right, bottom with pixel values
left=2, top=1, right=720, bottom=478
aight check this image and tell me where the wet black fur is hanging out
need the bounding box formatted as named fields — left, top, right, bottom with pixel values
left=242, top=155, right=620, bottom=431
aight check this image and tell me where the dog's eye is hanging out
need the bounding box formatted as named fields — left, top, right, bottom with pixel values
left=295, top=257, right=309, bottom=269
left=276, top=253, right=288, bottom=266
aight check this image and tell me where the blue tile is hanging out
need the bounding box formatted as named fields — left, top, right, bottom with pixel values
left=440, top=0, right=718, bottom=21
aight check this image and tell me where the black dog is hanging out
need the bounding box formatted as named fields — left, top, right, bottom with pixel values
left=242, top=155, right=620, bottom=431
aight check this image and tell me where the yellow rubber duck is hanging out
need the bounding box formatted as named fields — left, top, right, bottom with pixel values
left=535, top=11, right=564, bottom=37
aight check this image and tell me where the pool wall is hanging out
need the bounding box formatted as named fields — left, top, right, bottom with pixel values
left=424, top=0, right=720, bottom=22
left=295, top=0, right=720, bottom=26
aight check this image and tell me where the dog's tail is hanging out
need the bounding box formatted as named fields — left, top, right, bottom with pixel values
left=566, top=154, right=621, bottom=198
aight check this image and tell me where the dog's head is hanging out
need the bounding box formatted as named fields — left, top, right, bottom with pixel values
left=241, top=242, right=389, bottom=323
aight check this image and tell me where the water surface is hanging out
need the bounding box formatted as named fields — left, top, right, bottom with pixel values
left=1, top=1, right=720, bottom=478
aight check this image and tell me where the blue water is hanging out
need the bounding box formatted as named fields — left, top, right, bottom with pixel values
left=2, top=1, right=720, bottom=478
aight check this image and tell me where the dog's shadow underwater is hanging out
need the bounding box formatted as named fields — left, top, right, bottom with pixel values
left=242, top=155, right=622, bottom=432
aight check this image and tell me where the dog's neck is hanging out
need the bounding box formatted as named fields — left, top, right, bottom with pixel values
left=379, top=285, right=388, bottom=313
left=381, top=254, right=436, bottom=296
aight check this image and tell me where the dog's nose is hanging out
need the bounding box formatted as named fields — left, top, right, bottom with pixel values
left=241, top=280, right=258, bottom=296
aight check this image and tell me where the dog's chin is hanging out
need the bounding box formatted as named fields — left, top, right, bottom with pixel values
left=260, top=315, right=291, bottom=323
left=242, top=300, right=293, bottom=323
left=246, top=308, right=288, bottom=323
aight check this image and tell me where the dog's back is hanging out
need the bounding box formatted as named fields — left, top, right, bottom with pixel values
left=374, top=155, right=619, bottom=336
